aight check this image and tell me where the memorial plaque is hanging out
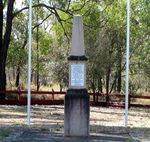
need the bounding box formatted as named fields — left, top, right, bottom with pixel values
left=71, top=64, right=85, bottom=87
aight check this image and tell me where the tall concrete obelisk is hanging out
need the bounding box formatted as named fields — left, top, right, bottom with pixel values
left=64, top=15, right=89, bottom=137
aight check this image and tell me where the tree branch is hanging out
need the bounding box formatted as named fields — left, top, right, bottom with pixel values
left=67, top=0, right=71, bottom=11
left=33, top=13, right=52, bottom=30
left=0, top=0, right=3, bottom=51
left=53, top=8, right=70, bottom=42
left=13, top=3, right=73, bottom=18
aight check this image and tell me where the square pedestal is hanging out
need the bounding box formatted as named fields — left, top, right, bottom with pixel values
left=64, top=89, right=89, bottom=137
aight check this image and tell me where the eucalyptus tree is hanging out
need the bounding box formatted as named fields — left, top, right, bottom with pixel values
left=0, top=0, right=90, bottom=99
left=0, top=0, right=15, bottom=99
left=0, top=0, right=149, bottom=100
left=129, top=0, right=150, bottom=93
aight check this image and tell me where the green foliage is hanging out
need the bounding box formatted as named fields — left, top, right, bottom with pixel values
left=7, top=12, right=28, bottom=68
left=0, top=129, right=10, bottom=141
left=5, top=0, right=150, bottom=93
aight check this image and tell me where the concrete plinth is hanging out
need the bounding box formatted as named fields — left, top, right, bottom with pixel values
left=64, top=89, right=89, bottom=137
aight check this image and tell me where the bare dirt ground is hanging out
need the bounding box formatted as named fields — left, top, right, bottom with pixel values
left=0, top=105, right=150, bottom=141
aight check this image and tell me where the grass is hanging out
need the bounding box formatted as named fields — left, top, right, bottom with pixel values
left=0, top=129, right=10, bottom=141
left=126, top=136, right=140, bottom=142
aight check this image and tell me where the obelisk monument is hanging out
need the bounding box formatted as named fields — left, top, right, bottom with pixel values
left=64, top=15, right=89, bottom=137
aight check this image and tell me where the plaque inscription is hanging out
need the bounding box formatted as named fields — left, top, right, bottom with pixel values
left=71, top=64, right=85, bottom=87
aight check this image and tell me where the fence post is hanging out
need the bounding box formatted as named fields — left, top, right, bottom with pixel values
left=52, top=89, right=54, bottom=101
left=17, top=86, right=21, bottom=105
left=93, top=92, right=95, bottom=104
left=106, top=93, right=109, bottom=107
left=96, top=92, right=99, bottom=103
left=128, top=93, right=131, bottom=108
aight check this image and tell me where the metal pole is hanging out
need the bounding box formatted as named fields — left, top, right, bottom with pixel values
left=27, top=0, right=32, bottom=126
left=125, top=0, right=130, bottom=127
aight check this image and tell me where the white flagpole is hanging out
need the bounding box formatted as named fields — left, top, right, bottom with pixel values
left=27, top=0, right=32, bottom=126
left=125, top=0, right=130, bottom=127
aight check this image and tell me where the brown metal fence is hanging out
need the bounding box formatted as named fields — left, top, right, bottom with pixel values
left=0, top=90, right=150, bottom=108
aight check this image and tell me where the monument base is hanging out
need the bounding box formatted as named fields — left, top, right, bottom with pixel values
left=64, top=89, right=89, bottom=137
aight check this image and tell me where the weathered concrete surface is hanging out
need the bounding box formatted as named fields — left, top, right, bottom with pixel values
left=70, top=15, right=85, bottom=56
left=64, top=89, right=89, bottom=136
left=3, top=129, right=135, bottom=142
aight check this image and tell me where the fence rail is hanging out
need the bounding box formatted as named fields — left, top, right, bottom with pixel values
left=0, top=90, right=150, bottom=108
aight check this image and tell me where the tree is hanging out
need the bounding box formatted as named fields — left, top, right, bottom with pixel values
left=0, top=0, right=89, bottom=99
left=0, top=0, right=15, bottom=99
left=1, top=0, right=149, bottom=100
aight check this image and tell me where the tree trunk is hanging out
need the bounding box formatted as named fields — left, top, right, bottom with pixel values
left=0, top=0, right=15, bottom=99
left=15, top=66, right=20, bottom=87
left=36, top=0, right=40, bottom=91
left=98, top=77, right=102, bottom=93
left=0, top=0, right=3, bottom=51
left=116, top=36, right=122, bottom=92
left=106, top=66, right=111, bottom=105
left=0, top=0, right=5, bottom=99
left=91, top=77, right=96, bottom=103
left=117, top=65, right=122, bottom=92
left=105, top=31, right=114, bottom=104
left=0, top=66, right=6, bottom=99
left=96, top=77, right=102, bottom=103
left=106, top=65, right=111, bottom=95
left=59, top=84, right=63, bottom=92
left=114, top=79, right=117, bottom=92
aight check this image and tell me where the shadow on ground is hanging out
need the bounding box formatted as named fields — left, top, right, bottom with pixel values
left=1, top=124, right=150, bottom=142
left=0, top=105, right=150, bottom=141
